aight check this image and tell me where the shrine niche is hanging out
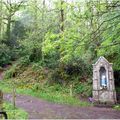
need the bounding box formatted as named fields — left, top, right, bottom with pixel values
left=93, top=56, right=116, bottom=104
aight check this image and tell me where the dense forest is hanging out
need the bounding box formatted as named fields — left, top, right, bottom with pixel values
left=0, top=0, right=120, bottom=98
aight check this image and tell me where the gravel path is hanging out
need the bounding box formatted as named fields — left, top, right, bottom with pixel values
left=3, top=93, right=120, bottom=119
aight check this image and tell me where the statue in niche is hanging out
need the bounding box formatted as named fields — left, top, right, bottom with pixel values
left=93, top=56, right=117, bottom=104
left=100, top=67, right=107, bottom=89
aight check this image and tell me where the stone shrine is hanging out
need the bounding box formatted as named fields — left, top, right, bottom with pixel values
left=93, top=56, right=116, bottom=104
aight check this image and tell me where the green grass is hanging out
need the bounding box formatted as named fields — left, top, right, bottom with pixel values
left=2, top=102, right=28, bottom=119
left=20, top=89, right=90, bottom=106
left=113, top=104, right=120, bottom=110
left=0, top=80, right=91, bottom=107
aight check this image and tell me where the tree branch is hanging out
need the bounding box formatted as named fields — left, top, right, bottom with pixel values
left=92, top=14, right=120, bottom=35
left=99, top=42, right=120, bottom=49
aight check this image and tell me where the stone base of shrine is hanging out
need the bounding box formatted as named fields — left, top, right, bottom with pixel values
left=93, top=90, right=117, bottom=104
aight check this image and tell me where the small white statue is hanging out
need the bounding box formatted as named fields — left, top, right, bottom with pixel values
left=101, top=75, right=107, bottom=87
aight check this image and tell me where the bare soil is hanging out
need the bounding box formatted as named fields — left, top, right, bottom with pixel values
left=3, top=93, right=120, bottom=119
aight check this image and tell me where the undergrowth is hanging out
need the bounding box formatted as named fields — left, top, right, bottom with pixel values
left=3, top=62, right=92, bottom=96
left=0, top=81, right=91, bottom=107
left=3, top=102, right=28, bottom=119
left=113, top=105, right=120, bottom=111
left=1, top=60, right=93, bottom=107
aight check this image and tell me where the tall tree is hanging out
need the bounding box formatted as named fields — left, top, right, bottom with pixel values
left=0, top=0, right=3, bottom=40
left=3, top=0, right=25, bottom=47
left=60, top=0, right=64, bottom=32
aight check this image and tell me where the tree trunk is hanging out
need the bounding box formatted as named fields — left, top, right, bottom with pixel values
left=6, top=17, right=12, bottom=46
left=0, top=0, right=3, bottom=39
left=12, top=87, right=16, bottom=109
left=41, top=0, right=46, bottom=62
left=60, top=0, right=64, bottom=32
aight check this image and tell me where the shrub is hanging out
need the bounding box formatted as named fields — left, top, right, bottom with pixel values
left=64, top=58, right=92, bottom=78
left=0, top=44, right=11, bottom=67
left=4, top=65, right=16, bottom=79
left=17, top=56, right=30, bottom=67
left=3, top=102, right=28, bottom=119
left=114, top=105, right=120, bottom=110
left=74, top=80, right=92, bottom=97
left=48, top=68, right=69, bottom=85
left=19, top=39, right=42, bottom=62
left=48, top=57, right=92, bottom=86
left=4, top=56, right=30, bottom=79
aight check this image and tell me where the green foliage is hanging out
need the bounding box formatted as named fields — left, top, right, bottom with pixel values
left=4, top=65, right=16, bottom=79
left=43, top=32, right=60, bottom=68
left=18, top=56, right=30, bottom=67
left=0, top=81, right=12, bottom=93
left=1, top=0, right=120, bottom=70
left=48, top=57, right=92, bottom=85
left=0, top=81, right=91, bottom=107
left=0, top=66, right=3, bottom=71
left=0, top=0, right=120, bottom=107
left=19, top=38, right=42, bottom=62
left=116, top=87, right=120, bottom=93
left=0, top=44, right=11, bottom=67
left=74, top=80, right=92, bottom=97
left=3, top=102, right=28, bottom=119
left=65, top=58, right=92, bottom=77
left=48, top=68, right=69, bottom=85
left=4, top=57, right=30, bottom=79
left=114, top=105, right=120, bottom=111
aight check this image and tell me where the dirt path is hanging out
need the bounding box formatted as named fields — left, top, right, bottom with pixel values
left=1, top=69, right=120, bottom=119
left=3, top=93, right=120, bottom=119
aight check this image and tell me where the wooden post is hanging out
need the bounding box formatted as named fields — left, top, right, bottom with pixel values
left=70, top=84, right=73, bottom=96
left=12, top=87, right=16, bottom=109
left=0, top=90, right=3, bottom=118
left=12, top=86, right=16, bottom=119
left=0, top=90, right=3, bottom=109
